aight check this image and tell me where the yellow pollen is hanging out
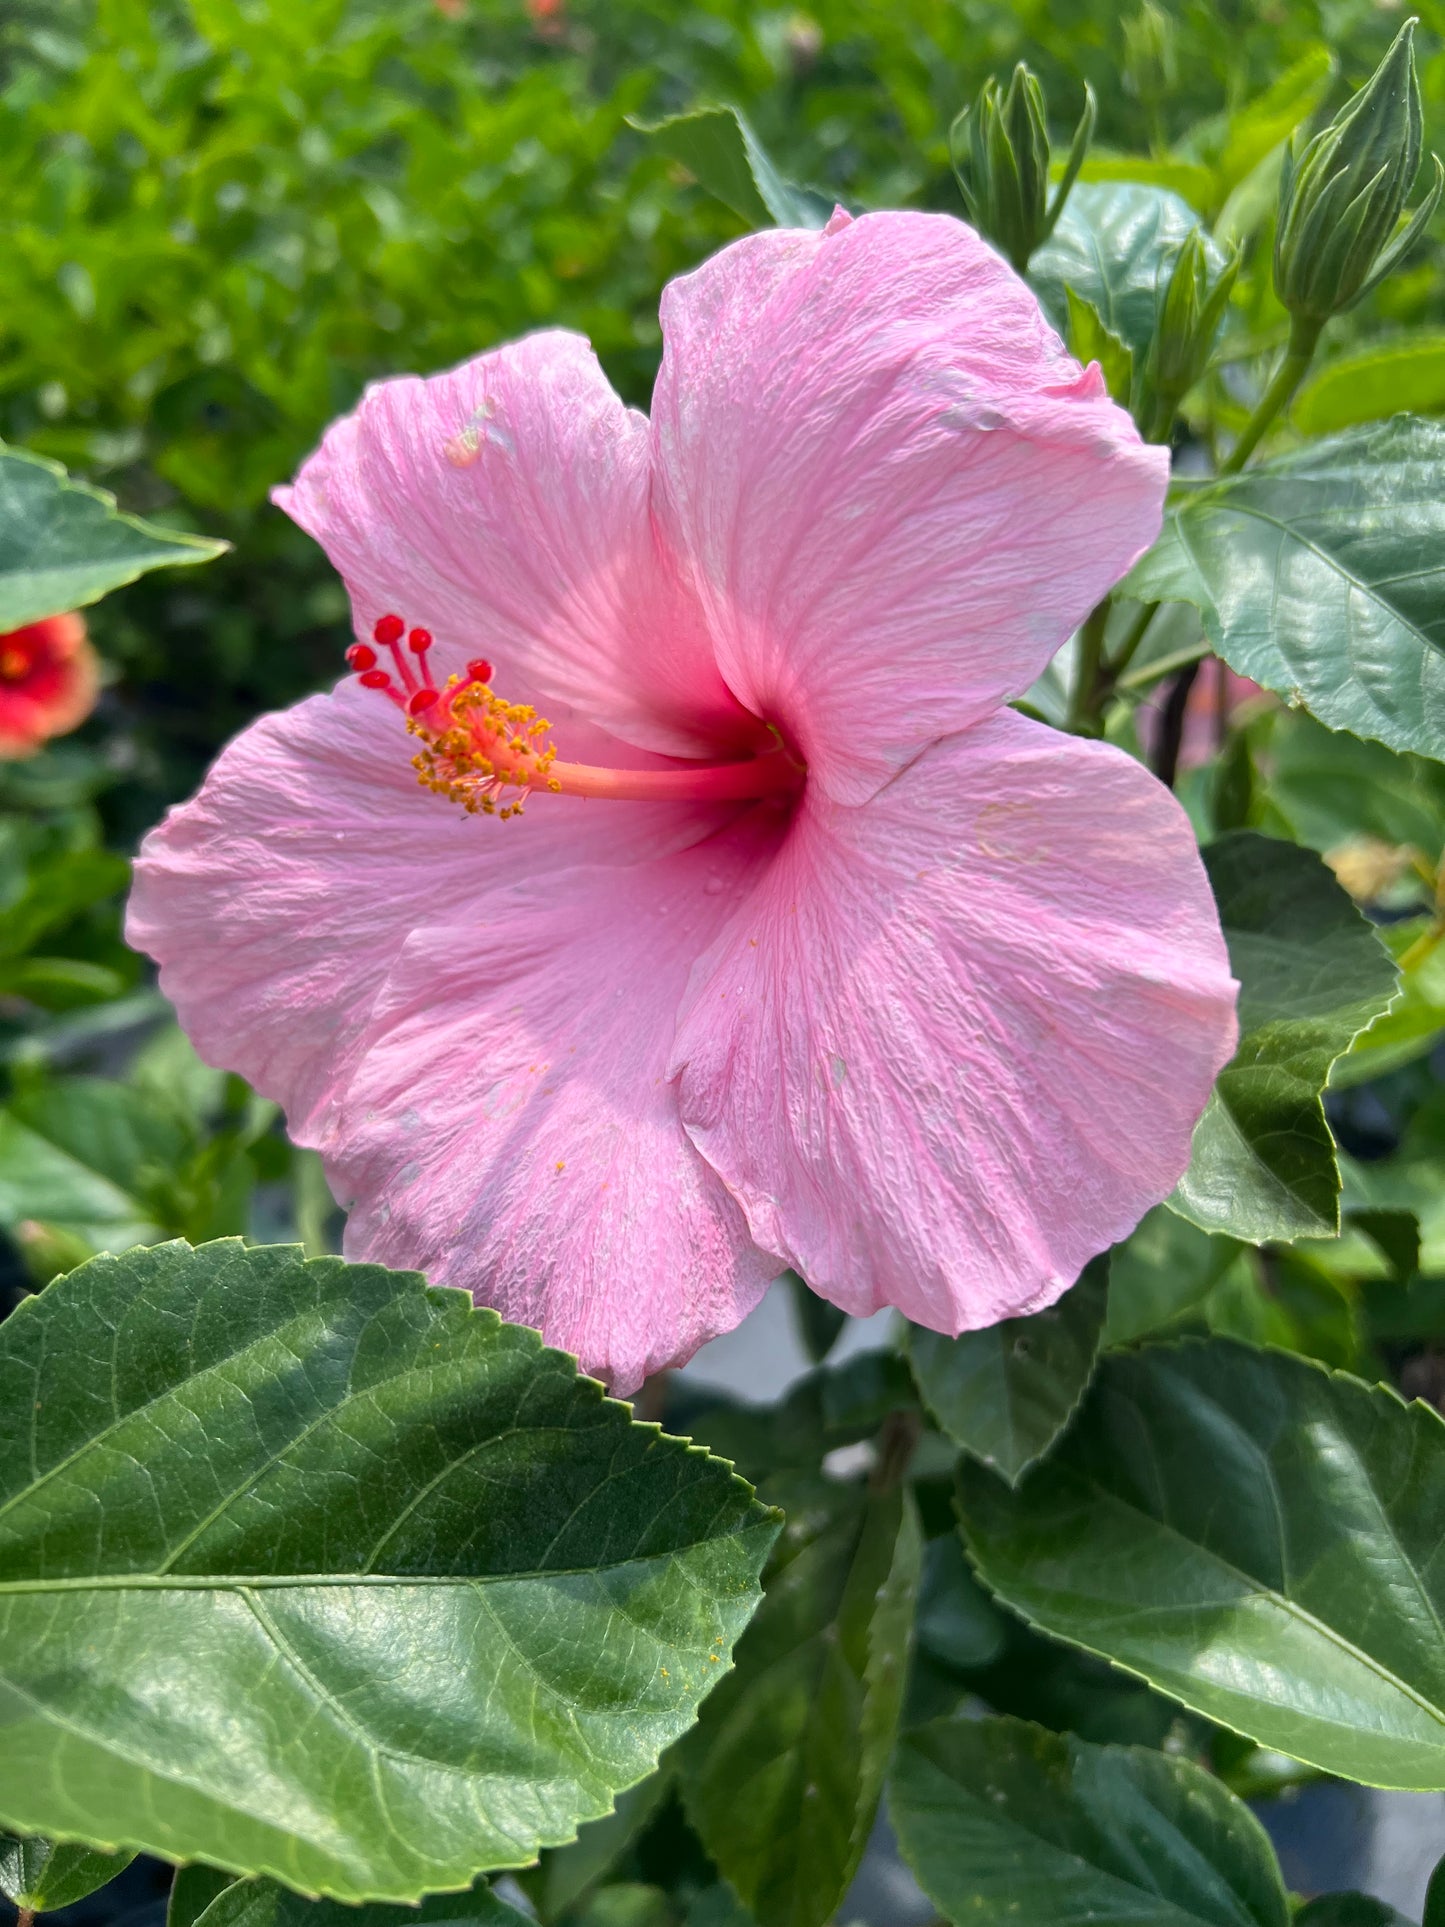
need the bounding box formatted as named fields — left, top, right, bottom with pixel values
left=407, top=674, right=558, bottom=819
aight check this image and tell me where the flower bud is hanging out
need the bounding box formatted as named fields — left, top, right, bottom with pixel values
left=1144, top=227, right=1240, bottom=440
left=1275, top=18, right=1443, bottom=329
left=950, top=63, right=1095, bottom=274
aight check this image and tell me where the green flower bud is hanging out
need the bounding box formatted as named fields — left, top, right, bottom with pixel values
left=1144, top=227, right=1240, bottom=440
left=1275, top=18, right=1443, bottom=329
left=950, top=63, right=1095, bottom=274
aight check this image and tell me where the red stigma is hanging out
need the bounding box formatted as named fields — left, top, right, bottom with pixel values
left=373, top=614, right=405, bottom=647
left=359, top=669, right=393, bottom=690
left=346, top=642, right=378, bottom=671
left=467, top=658, right=494, bottom=686
left=406, top=687, right=441, bottom=717
left=408, top=627, right=433, bottom=654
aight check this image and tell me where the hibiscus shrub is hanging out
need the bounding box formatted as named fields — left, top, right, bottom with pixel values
left=8, top=14, right=1445, bottom=1927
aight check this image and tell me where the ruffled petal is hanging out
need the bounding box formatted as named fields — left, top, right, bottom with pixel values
left=671, top=709, right=1238, bottom=1331
left=651, top=211, right=1169, bottom=804
left=127, top=678, right=730, bottom=1151
left=274, top=331, right=752, bottom=759
left=328, top=817, right=787, bottom=1393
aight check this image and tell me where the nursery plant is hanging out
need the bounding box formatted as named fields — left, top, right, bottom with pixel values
left=6, top=8, right=1445, bottom=1927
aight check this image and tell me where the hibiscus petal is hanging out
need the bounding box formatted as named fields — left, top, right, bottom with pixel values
left=274, top=330, right=751, bottom=758
left=328, top=819, right=787, bottom=1393
left=126, top=678, right=729, bottom=1151
left=671, top=709, right=1239, bottom=1332
left=651, top=211, right=1169, bottom=804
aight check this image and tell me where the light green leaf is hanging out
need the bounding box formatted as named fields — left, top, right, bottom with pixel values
left=627, top=106, right=830, bottom=229
left=1334, top=920, right=1445, bottom=1088
left=191, top=1875, right=529, bottom=1927
left=958, top=1339, right=1445, bottom=1788
left=1295, top=335, right=1445, bottom=436
left=1030, top=182, right=1222, bottom=366
left=1105, top=1206, right=1243, bottom=1346
left=906, top=1259, right=1107, bottom=1483
left=0, top=444, right=225, bottom=629
left=1171, top=833, right=1398, bottom=1241
left=0, top=1240, right=778, bottom=1899
left=890, top=1714, right=1288, bottom=1927
left=0, top=1834, right=135, bottom=1911
left=1064, top=288, right=1135, bottom=408
left=678, top=1478, right=921, bottom=1927
left=1216, top=47, right=1335, bottom=197
left=1073, top=152, right=1218, bottom=209
left=1128, top=418, right=1445, bottom=765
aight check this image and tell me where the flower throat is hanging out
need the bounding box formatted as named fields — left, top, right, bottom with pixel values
left=349, top=614, right=801, bottom=820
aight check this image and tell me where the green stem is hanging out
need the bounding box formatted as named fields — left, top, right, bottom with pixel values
left=1118, top=637, right=1210, bottom=693
left=1220, top=314, right=1322, bottom=474
left=1067, top=600, right=1111, bottom=733
left=1109, top=600, right=1160, bottom=683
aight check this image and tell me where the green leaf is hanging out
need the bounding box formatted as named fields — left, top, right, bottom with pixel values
left=890, top=1714, right=1289, bottom=1927
left=1128, top=418, right=1445, bottom=765
left=680, top=1350, right=917, bottom=1489
left=1295, top=335, right=1445, bottom=436
left=0, top=443, right=226, bottom=629
left=1030, top=182, right=1221, bottom=366
left=1215, top=47, right=1336, bottom=197
left=0, top=1239, right=778, bottom=1899
left=531, top=1773, right=673, bottom=1921
left=958, top=1338, right=1445, bottom=1789
left=1064, top=288, right=1135, bottom=408
left=1293, top=1898, right=1415, bottom=1927
left=678, top=1479, right=921, bottom=1927
left=190, top=1875, right=530, bottom=1927
left=1074, top=153, right=1218, bottom=209
left=785, top=1270, right=847, bottom=1365
left=1426, top=1850, right=1445, bottom=1927
left=0, top=848, right=129, bottom=963
left=627, top=107, right=830, bottom=229
left=1105, top=1206, right=1243, bottom=1346
left=1171, top=833, right=1398, bottom=1241
left=0, top=1834, right=135, bottom=1911
left=170, top=1866, right=240, bottom=1927
left=906, top=1259, right=1108, bottom=1483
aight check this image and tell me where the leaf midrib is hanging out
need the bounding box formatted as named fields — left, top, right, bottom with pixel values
left=988, top=1462, right=1445, bottom=1744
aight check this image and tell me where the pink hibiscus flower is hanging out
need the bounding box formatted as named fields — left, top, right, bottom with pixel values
left=127, top=210, right=1238, bottom=1393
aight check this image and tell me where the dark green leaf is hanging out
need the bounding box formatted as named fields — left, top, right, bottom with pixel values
left=566, top=1885, right=673, bottom=1927
left=1030, top=182, right=1221, bottom=365
left=1105, top=1206, right=1243, bottom=1346
left=0, top=1834, right=135, bottom=1911
left=679, top=1350, right=917, bottom=1489
left=785, top=1271, right=847, bottom=1365
left=679, top=1480, right=921, bottom=1927
left=627, top=107, right=830, bottom=229
left=532, top=1774, right=673, bottom=1922
left=906, top=1260, right=1107, bottom=1483
left=1426, top=1849, right=1445, bottom=1927
left=958, top=1339, right=1445, bottom=1788
left=1129, top=419, right=1445, bottom=764
left=1294, top=1897, right=1415, bottom=1927
left=890, top=1714, right=1288, bottom=1927
left=1171, top=834, right=1398, bottom=1240
left=0, top=444, right=225, bottom=629
left=169, top=1866, right=240, bottom=1927
left=0, top=1240, right=778, bottom=1899
left=190, top=1875, right=529, bottom=1927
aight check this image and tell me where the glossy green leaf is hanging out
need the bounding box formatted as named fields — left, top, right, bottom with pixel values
left=890, top=1714, right=1289, bottom=1927
left=1293, top=1898, right=1415, bottom=1927
left=0, top=1240, right=778, bottom=1899
left=1064, top=288, right=1134, bottom=407
left=906, top=1259, right=1107, bottom=1483
left=1171, top=834, right=1398, bottom=1240
left=1295, top=335, right=1445, bottom=435
left=0, top=1834, right=135, bottom=1911
left=627, top=106, right=830, bottom=229
left=0, top=444, right=225, bottom=629
left=1030, top=182, right=1222, bottom=366
left=1105, top=1206, right=1243, bottom=1345
left=958, top=1339, right=1445, bottom=1788
left=1129, top=418, right=1445, bottom=764
left=190, top=1875, right=529, bottom=1927
left=678, top=1478, right=921, bottom=1927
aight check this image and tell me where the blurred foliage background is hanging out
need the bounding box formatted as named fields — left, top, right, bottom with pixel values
left=4, top=0, right=1445, bottom=1382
